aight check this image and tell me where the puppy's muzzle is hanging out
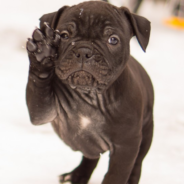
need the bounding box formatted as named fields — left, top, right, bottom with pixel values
left=56, top=42, right=111, bottom=92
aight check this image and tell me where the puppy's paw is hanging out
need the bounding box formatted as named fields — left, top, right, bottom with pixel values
left=59, top=171, right=89, bottom=184
left=27, top=23, right=60, bottom=78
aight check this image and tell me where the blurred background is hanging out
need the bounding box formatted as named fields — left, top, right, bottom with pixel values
left=0, top=0, right=184, bottom=184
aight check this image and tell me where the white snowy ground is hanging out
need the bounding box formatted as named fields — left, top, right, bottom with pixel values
left=0, top=0, right=184, bottom=184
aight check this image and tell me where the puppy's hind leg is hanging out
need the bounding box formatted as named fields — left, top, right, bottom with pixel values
left=127, top=119, right=153, bottom=184
left=59, top=156, right=99, bottom=184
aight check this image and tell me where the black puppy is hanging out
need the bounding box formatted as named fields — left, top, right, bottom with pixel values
left=26, top=1, right=154, bottom=184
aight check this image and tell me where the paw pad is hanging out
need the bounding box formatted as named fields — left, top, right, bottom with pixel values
left=27, top=24, right=60, bottom=62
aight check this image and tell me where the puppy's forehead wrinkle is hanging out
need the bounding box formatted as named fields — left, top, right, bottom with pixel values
left=59, top=22, right=77, bottom=33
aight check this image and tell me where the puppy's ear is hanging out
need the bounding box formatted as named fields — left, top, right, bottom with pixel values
left=121, top=7, right=151, bottom=52
left=39, top=6, right=69, bottom=30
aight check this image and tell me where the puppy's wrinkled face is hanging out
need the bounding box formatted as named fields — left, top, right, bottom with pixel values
left=55, top=2, right=131, bottom=93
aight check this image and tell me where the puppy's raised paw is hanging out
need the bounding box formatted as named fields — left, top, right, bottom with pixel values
left=27, top=24, right=60, bottom=62
left=27, top=24, right=61, bottom=78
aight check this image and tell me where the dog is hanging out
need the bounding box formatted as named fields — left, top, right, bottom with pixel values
left=26, top=1, right=154, bottom=184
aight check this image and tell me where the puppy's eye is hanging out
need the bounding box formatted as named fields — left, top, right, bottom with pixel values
left=108, top=36, right=119, bottom=45
left=60, top=31, right=69, bottom=40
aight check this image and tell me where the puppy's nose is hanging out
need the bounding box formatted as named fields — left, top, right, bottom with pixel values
left=75, top=48, right=93, bottom=60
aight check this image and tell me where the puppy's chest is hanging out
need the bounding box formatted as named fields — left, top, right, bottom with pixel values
left=52, top=88, right=110, bottom=157
left=54, top=90, right=107, bottom=133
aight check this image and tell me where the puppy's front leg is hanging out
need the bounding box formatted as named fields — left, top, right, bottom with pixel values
left=26, top=24, right=60, bottom=125
left=102, top=139, right=141, bottom=184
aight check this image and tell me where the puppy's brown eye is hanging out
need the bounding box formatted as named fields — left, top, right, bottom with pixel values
left=61, top=31, right=69, bottom=40
left=108, top=36, right=119, bottom=45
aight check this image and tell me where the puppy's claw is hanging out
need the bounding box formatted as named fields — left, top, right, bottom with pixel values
left=45, top=26, right=54, bottom=38
left=33, top=29, right=44, bottom=41
left=59, top=174, right=72, bottom=182
left=53, top=33, right=61, bottom=46
left=27, top=39, right=37, bottom=52
left=44, top=22, right=49, bottom=27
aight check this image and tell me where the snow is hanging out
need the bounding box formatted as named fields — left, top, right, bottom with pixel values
left=0, top=0, right=184, bottom=184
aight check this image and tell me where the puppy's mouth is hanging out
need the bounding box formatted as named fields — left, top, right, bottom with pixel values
left=66, top=70, right=107, bottom=92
